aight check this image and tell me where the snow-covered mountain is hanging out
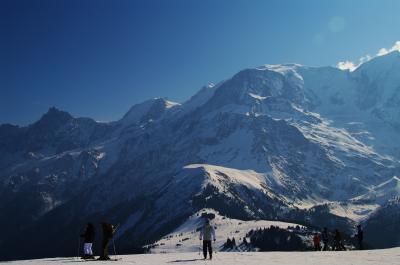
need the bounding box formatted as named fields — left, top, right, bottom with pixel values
left=352, top=176, right=400, bottom=205
left=1, top=51, right=400, bottom=261
left=119, top=98, right=181, bottom=127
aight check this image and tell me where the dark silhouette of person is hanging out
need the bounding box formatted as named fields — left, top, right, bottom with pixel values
left=80, top=222, right=95, bottom=259
left=356, top=225, right=364, bottom=250
left=321, top=227, right=329, bottom=251
left=98, top=222, right=116, bottom=260
left=334, top=229, right=345, bottom=251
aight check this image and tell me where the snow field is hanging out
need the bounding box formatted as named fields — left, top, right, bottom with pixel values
left=4, top=248, right=400, bottom=265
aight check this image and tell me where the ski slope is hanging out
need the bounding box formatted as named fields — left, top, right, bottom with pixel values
left=149, top=209, right=306, bottom=253
left=3, top=248, right=399, bottom=265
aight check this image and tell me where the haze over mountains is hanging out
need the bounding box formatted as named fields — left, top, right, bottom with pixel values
left=1, top=51, right=400, bottom=261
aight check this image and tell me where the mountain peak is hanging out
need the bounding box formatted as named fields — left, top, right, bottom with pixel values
left=25, top=107, right=73, bottom=131
left=32, top=107, right=73, bottom=129
left=257, top=63, right=303, bottom=73
left=120, top=98, right=180, bottom=126
left=46, top=106, right=70, bottom=116
left=199, top=64, right=306, bottom=114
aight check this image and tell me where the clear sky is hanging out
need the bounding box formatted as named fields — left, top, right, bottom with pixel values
left=1, top=0, right=400, bottom=125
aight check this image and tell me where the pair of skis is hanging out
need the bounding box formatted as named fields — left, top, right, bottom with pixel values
left=81, top=257, right=122, bottom=262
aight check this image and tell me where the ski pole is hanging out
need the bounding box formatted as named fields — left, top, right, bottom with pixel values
left=112, top=223, right=120, bottom=260
left=198, top=240, right=201, bottom=256
left=112, top=237, right=117, bottom=260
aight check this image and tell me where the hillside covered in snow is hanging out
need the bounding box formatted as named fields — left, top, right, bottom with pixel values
left=147, top=209, right=309, bottom=253
left=1, top=51, right=400, bottom=261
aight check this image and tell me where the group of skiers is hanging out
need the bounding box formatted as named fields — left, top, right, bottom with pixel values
left=312, top=225, right=364, bottom=251
left=80, top=222, right=117, bottom=260
left=80, top=220, right=365, bottom=260
left=80, top=219, right=216, bottom=261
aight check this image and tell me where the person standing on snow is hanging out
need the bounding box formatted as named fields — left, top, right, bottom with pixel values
left=199, top=219, right=216, bottom=260
left=313, top=233, right=321, bottom=251
left=321, top=227, right=329, bottom=251
left=98, top=222, right=116, bottom=260
left=334, top=229, right=345, bottom=251
left=80, top=222, right=95, bottom=259
left=356, top=225, right=364, bottom=250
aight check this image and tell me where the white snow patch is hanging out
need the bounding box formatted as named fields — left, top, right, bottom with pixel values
left=165, top=100, right=181, bottom=109
left=325, top=202, right=379, bottom=222
left=248, top=93, right=267, bottom=100
left=184, top=165, right=268, bottom=194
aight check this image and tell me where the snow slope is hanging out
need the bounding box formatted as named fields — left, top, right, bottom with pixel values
left=352, top=176, right=400, bottom=205
left=149, top=209, right=305, bottom=253
left=119, top=98, right=180, bottom=126
left=323, top=202, right=378, bottom=222
left=3, top=248, right=400, bottom=265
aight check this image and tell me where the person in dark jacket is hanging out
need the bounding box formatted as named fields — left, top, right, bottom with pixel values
left=356, top=225, right=364, bottom=250
left=321, top=227, right=329, bottom=251
left=199, top=220, right=216, bottom=260
left=98, top=222, right=116, bottom=260
left=334, top=229, right=345, bottom=251
left=80, top=223, right=95, bottom=259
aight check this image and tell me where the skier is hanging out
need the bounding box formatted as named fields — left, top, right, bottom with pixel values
left=356, top=224, right=364, bottom=250
left=313, top=233, right=321, bottom=251
left=334, top=229, right=345, bottom=251
left=80, top=222, right=95, bottom=259
left=199, top=219, right=216, bottom=260
left=321, top=227, right=329, bottom=251
left=98, top=222, right=116, bottom=260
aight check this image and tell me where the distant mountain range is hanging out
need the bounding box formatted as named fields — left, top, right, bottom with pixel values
left=1, top=51, right=400, bottom=261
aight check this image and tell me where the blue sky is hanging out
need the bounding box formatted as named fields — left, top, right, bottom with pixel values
left=1, top=0, right=400, bottom=125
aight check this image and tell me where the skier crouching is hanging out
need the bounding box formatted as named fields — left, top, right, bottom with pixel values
left=199, top=220, right=216, bottom=260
